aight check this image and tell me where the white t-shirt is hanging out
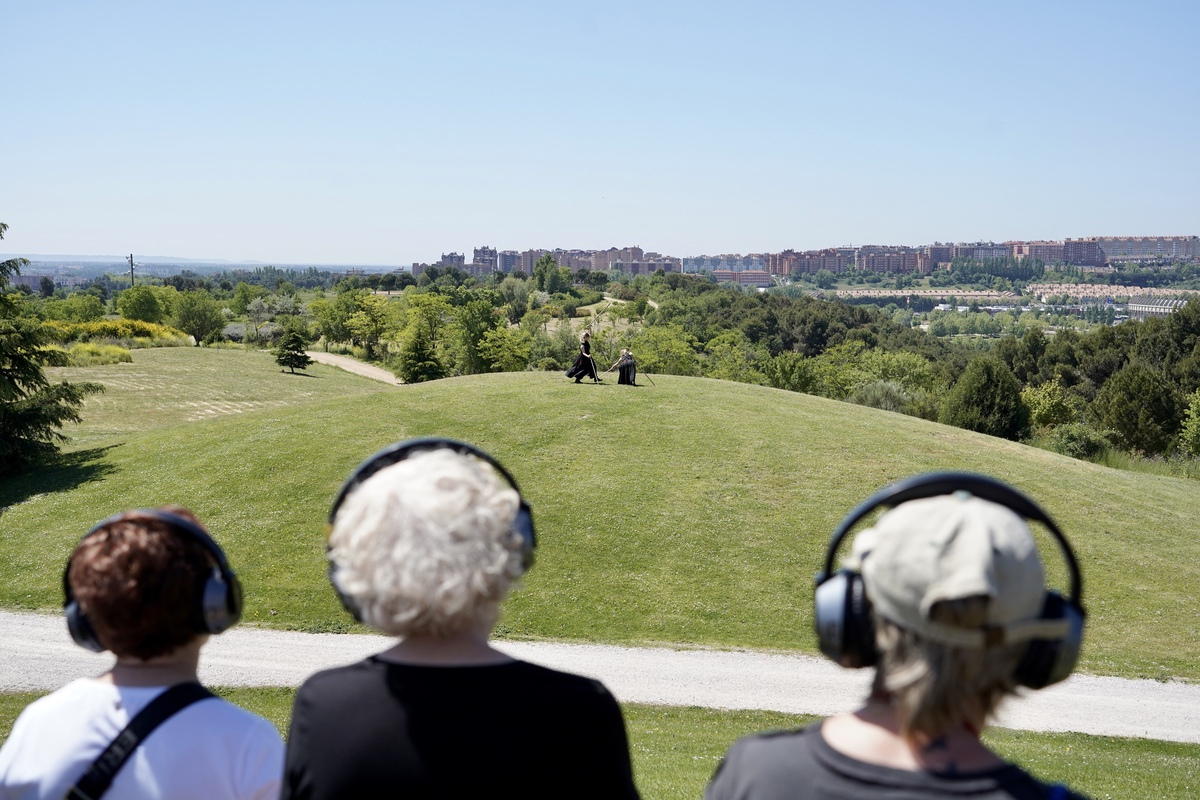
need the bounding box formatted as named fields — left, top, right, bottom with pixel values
left=0, top=679, right=283, bottom=800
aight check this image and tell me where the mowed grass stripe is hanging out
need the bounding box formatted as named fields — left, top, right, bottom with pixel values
left=4, top=352, right=1200, bottom=680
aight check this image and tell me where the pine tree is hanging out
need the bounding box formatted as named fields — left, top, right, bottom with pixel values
left=1, top=223, right=103, bottom=476
left=273, top=329, right=313, bottom=374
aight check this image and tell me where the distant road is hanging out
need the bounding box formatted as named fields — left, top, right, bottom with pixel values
left=306, top=351, right=402, bottom=385
left=3, top=610, right=1197, bottom=744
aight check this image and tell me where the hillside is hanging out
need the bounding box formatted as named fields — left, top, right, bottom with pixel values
left=3, top=348, right=1198, bottom=680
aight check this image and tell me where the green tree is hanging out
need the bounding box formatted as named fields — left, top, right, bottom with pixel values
left=630, top=325, right=700, bottom=376
left=939, top=356, right=1029, bottom=441
left=308, top=291, right=362, bottom=348
left=451, top=298, right=501, bottom=374
left=1090, top=361, right=1181, bottom=454
left=1179, top=390, right=1200, bottom=457
left=246, top=297, right=271, bottom=340
left=704, top=329, right=766, bottom=384
left=763, top=351, right=821, bottom=394
left=274, top=328, right=314, bottom=374
left=478, top=326, right=533, bottom=372
left=229, top=281, right=267, bottom=316
left=172, top=290, right=225, bottom=345
left=1021, top=381, right=1079, bottom=429
left=532, top=255, right=558, bottom=292
left=346, top=294, right=397, bottom=360
left=42, top=294, right=105, bottom=323
left=39, top=276, right=55, bottom=297
left=395, top=323, right=446, bottom=383
left=0, top=223, right=103, bottom=476
left=116, top=285, right=164, bottom=323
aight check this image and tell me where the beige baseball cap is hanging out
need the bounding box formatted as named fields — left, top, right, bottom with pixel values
left=846, top=493, right=1068, bottom=647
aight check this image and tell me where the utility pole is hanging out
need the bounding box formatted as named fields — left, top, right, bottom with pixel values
left=128, top=254, right=135, bottom=287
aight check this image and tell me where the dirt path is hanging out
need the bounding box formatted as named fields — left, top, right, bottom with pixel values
left=3, top=610, right=1196, bottom=743
left=306, top=351, right=402, bottom=385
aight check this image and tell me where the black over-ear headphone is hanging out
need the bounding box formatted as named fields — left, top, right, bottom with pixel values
left=327, top=438, right=537, bottom=622
left=63, top=509, right=244, bottom=653
left=813, top=473, right=1086, bottom=689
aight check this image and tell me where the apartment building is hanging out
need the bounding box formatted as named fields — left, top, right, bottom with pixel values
left=1097, top=235, right=1200, bottom=263
left=712, top=269, right=772, bottom=287
left=1062, top=239, right=1106, bottom=267
left=498, top=250, right=520, bottom=273
left=856, top=246, right=919, bottom=273
left=610, top=258, right=683, bottom=275
left=472, top=246, right=498, bottom=273
left=683, top=254, right=766, bottom=274
left=1011, top=241, right=1065, bottom=263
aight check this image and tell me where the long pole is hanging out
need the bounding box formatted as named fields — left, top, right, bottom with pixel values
left=128, top=254, right=135, bottom=287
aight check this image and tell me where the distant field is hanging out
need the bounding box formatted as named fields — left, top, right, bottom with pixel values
left=5, top=349, right=1200, bottom=680
left=3, top=691, right=1196, bottom=800
left=43, top=347, right=391, bottom=446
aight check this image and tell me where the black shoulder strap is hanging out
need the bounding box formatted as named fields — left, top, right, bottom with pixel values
left=67, top=682, right=215, bottom=800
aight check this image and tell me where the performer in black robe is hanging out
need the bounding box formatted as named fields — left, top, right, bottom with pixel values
left=567, top=331, right=600, bottom=383
left=612, top=349, right=637, bottom=386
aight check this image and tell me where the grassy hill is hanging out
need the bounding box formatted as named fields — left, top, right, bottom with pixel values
left=3, top=347, right=1198, bottom=681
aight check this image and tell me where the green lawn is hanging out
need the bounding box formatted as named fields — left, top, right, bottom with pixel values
left=3, top=690, right=1195, bottom=799
left=4, top=350, right=1199, bottom=679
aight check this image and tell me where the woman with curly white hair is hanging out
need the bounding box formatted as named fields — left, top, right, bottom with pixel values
left=281, top=439, right=639, bottom=800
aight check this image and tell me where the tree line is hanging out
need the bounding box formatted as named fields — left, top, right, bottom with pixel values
left=6, top=239, right=1200, bottom=477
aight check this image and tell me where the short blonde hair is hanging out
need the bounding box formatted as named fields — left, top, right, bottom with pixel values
left=872, top=597, right=1027, bottom=737
left=328, top=449, right=525, bottom=637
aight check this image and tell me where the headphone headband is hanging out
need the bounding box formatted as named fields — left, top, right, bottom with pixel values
left=63, top=508, right=243, bottom=652
left=327, top=438, right=537, bottom=624
left=329, top=438, right=526, bottom=524
left=820, top=472, right=1082, bottom=604
left=813, top=472, right=1087, bottom=689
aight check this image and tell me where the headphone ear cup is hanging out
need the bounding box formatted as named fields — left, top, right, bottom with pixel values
left=513, top=502, right=536, bottom=573
left=1014, top=591, right=1085, bottom=689
left=327, top=559, right=364, bottom=623
left=65, top=600, right=106, bottom=653
left=202, top=568, right=243, bottom=634
left=814, top=571, right=877, bottom=668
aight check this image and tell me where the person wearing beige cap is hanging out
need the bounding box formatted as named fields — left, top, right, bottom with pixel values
left=706, top=473, right=1088, bottom=800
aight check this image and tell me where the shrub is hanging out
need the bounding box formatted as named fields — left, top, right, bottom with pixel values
left=537, top=357, right=562, bottom=372
left=849, top=380, right=911, bottom=414
left=1045, top=423, right=1112, bottom=460
left=1021, top=381, right=1080, bottom=430
left=42, top=319, right=190, bottom=346
left=65, top=343, right=133, bottom=366
left=1090, top=361, right=1182, bottom=455
left=939, top=356, right=1029, bottom=441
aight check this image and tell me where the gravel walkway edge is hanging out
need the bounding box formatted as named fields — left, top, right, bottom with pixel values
left=3, top=610, right=1197, bottom=743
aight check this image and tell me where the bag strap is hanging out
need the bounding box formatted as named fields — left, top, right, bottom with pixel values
left=66, top=682, right=215, bottom=800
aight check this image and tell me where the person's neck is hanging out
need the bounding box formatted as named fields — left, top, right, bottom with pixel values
left=377, top=623, right=514, bottom=667
left=102, top=637, right=205, bottom=687
left=821, top=696, right=1002, bottom=774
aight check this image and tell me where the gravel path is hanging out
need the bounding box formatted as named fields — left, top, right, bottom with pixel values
left=305, top=351, right=402, bottom=385
left=4, top=610, right=1197, bottom=743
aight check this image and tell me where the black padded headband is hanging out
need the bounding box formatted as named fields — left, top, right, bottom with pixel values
left=820, top=472, right=1083, bottom=604
left=63, top=509, right=236, bottom=604
left=329, top=437, right=527, bottom=524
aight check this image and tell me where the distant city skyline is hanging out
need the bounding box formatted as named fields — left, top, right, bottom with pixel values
left=3, top=1, right=1197, bottom=265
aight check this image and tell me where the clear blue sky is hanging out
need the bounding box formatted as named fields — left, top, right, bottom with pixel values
left=3, top=1, right=1197, bottom=265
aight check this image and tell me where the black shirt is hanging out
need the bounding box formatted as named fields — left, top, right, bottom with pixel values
left=283, top=657, right=639, bottom=800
